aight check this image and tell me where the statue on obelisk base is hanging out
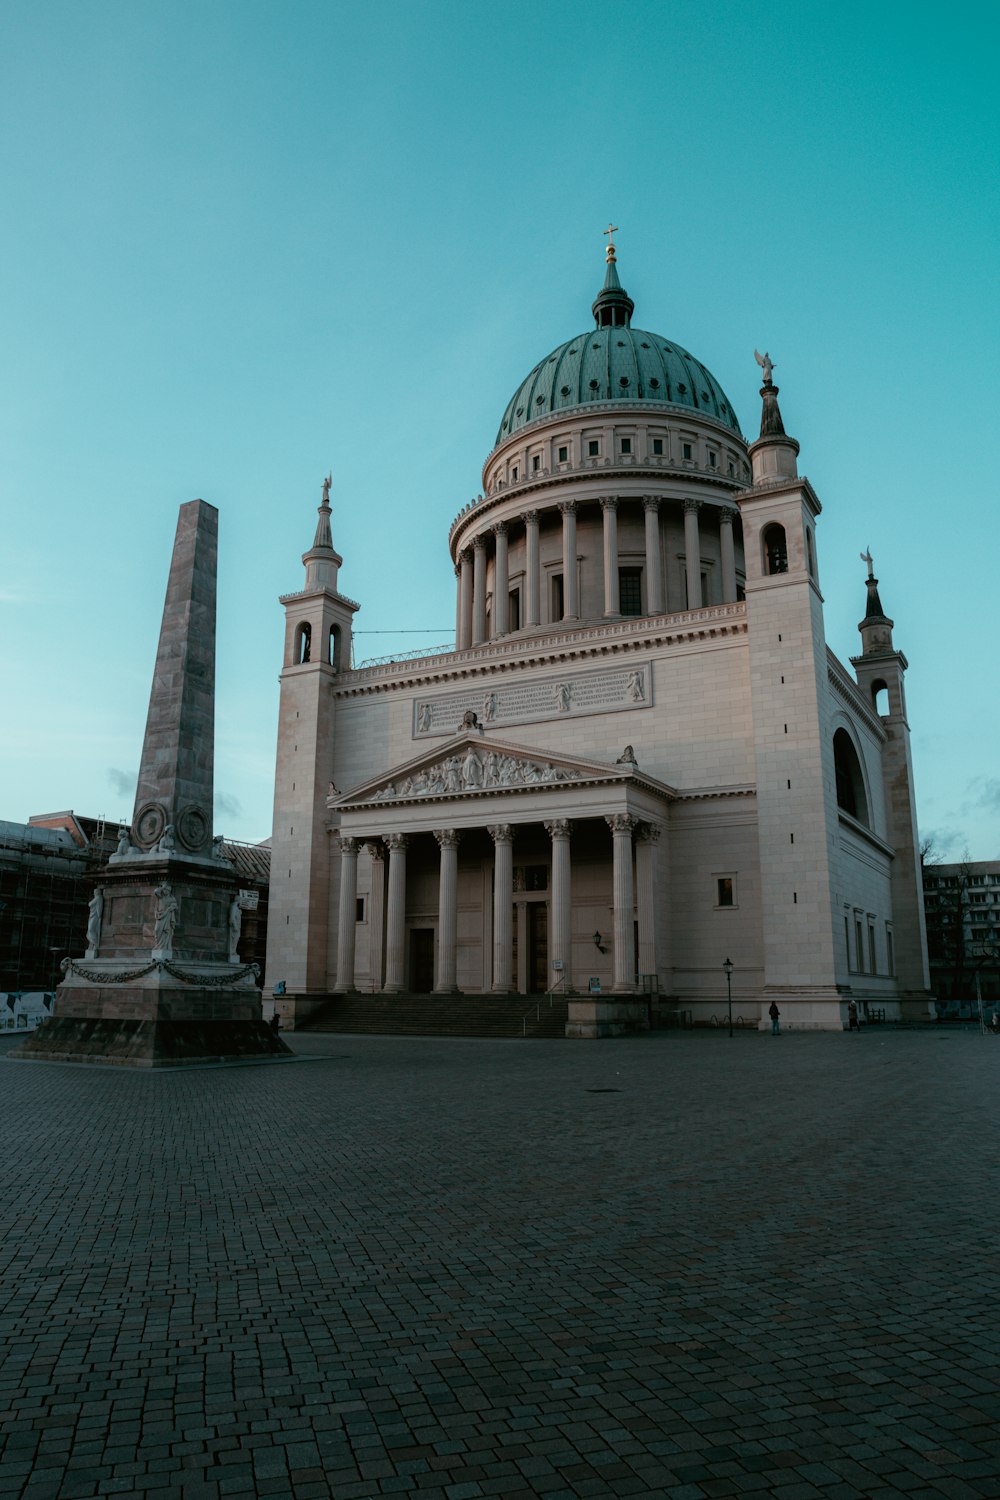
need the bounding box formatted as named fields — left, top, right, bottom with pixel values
left=14, top=499, right=291, bottom=1067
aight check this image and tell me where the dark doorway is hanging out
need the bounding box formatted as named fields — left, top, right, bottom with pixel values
left=528, top=903, right=548, bottom=993
left=409, top=928, right=434, bottom=993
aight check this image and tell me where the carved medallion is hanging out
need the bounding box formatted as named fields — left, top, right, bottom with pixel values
left=176, top=803, right=210, bottom=852
left=133, top=801, right=167, bottom=850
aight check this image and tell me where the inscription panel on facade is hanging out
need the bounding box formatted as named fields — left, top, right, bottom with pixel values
left=413, top=664, right=652, bottom=738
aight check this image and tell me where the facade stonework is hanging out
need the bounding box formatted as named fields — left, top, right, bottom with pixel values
left=266, top=250, right=933, bottom=1034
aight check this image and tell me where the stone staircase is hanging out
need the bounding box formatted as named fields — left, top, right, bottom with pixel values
left=297, top=992, right=569, bottom=1040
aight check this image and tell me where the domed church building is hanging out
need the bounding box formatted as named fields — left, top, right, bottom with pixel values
left=265, top=241, right=932, bottom=1034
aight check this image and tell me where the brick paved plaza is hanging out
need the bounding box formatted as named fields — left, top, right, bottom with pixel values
left=2, top=1028, right=998, bottom=1500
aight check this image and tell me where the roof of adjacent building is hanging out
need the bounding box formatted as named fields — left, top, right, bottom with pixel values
left=495, top=253, right=742, bottom=444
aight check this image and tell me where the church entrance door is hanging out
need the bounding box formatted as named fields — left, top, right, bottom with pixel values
left=528, top=903, right=548, bottom=993
left=409, top=928, right=434, bottom=993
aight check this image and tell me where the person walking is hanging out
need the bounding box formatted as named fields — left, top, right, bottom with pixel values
left=769, top=1001, right=781, bottom=1036
left=847, top=999, right=860, bottom=1032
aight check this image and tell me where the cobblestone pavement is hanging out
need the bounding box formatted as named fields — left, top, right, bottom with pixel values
left=2, top=1027, right=998, bottom=1500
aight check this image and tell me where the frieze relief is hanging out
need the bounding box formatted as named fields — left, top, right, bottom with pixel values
left=370, top=749, right=583, bottom=803
left=413, top=664, right=652, bottom=738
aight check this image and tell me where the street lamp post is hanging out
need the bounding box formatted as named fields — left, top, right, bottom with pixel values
left=723, top=956, right=734, bottom=1038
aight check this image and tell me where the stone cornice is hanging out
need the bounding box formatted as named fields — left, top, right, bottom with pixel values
left=738, top=475, right=822, bottom=516
left=279, top=586, right=361, bottom=611
left=827, top=651, right=887, bottom=741
left=334, top=603, right=748, bottom=698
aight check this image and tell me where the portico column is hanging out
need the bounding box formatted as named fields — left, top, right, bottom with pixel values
left=458, top=550, right=473, bottom=650
left=601, top=497, right=620, bottom=616
left=433, top=829, right=461, bottom=993
left=559, top=501, right=578, bottom=620
left=684, top=499, right=703, bottom=609
left=635, top=824, right=660, bottom=983
left=333, top=836, right=360, bottom=992
left=492, top=522, right=509, bottom=636
left=523, top=510, right=540, bottom=627
left=719, top=507, right=738, bottom=604
left=472, top=537, right=488, bottom=645
left=643, top=497, right=664, bottom=614
left=365, top=840, right=386, bottom=993
left=383, top=833, right=408, bottom=993
left=545, top=820, right=572, bottom=991
left=488, top=824, right=514, bottom=992
left=606, top=814, right=637, bottom=993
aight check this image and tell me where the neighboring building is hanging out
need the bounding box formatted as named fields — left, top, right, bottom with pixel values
left=0, top=811, right=270, bottom=996
left=922, top=860, right=1000, bottom=1007
left=265, top=243, right=933, bottom=1032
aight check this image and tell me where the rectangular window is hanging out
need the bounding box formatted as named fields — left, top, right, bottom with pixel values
left=682, top=442, right=692, bottom=460
left=868, top=921, right=877, bottom=974
left=708, top=451, right=717, bottom=468
left=551, top=573, right=564, bottom=621
left=355, top=897, right=365, bottom=923
left=717, top=877, right=735, bottom=908
left=855, top=918, right=864, bottom=972
left=511, top=465, right=518, bottom=481
left=588, top=440, right=599, bottom=456
left=619, top=567, right=642, bottom=616
left=532, top=454, right=540, bottom=472
left=845, top=916, right=852, bottom=971
left=652, top=438, right=664, bottom=455
left=620, top=437, right=632, bottom=455
left=558, top=445, right=568, bottom=462
left=886, top=925, right=895, bottom=975
left=508, top=588, right=521, bottom=633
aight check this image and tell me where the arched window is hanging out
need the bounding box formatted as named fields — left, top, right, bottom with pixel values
left=871, top=678, right=889, bottom=716
left=762, top=523, right=788, bottom=576
left=328, top=625, right=341, bottom=669
left=833, top=728, right=869, bottom=825
left=294, top=622, right=311, bottom=664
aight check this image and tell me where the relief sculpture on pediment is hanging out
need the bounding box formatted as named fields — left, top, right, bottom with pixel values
left=370, top=751, right=582, bottom=802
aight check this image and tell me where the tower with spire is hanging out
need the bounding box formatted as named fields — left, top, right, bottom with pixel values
left=266, top=479, right=359, bottom=1009
left=851, top=558, right=932, bottom=1013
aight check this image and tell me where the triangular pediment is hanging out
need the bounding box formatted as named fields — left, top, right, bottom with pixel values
left=334, top=733, right=666, bottom=808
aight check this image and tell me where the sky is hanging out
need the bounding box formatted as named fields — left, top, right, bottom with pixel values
left=1, top=0, right=997, bottom=857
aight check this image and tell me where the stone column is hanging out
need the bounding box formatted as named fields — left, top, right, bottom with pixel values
left=488, top=824, right=514, bottom=992
left=433, top=830, right=461, bottom=993
left=333, top=836, right=359, bottom=992
left=365, top=840, right=386, bottom=993
left=492, top=522, right=509, bottom=636
left=644, top=497, right=664, bottom=614
left=523, top=511, right=540, bottom=627
left=383, top=833, right=408, bottom=993
left=684, top=499, right=703, bottom=609
left=472, top=537, right=488, bottom=645
left=454, top=564, right=462, bottom=645
left=606, top=814, right=637, bottom=993
left=458, top=550, right=473, bottom=650
left=719, top=507, right=738, bottom=604
left=559, top=501, right=578, bottom=620
left=601, top=497, right=619, bottom=616
left=545, top=820, right=572, bottom=990
left=635, top=824, right=660, bottom=982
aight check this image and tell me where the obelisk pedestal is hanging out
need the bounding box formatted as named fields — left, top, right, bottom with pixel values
left=15, top=500, right=291, bottom=1067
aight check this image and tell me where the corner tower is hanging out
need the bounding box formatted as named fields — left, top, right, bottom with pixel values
left=850, top=560, right=933, bottom=1015
left=266, top=478, right=359, bottom=1015
left=739, top=360, right=846, bottom=1024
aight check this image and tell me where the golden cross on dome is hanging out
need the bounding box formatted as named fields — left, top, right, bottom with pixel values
left=603, top=223, right=619, bottom=262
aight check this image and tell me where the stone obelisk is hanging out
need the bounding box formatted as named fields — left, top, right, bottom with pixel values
left=16, top=500, right=291, bottom=1067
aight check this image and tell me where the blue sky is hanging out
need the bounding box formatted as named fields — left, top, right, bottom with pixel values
left=2, top=0, right=997, bottom=858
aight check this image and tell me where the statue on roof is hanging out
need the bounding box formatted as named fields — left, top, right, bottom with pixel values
left=860, top=547, right=874, bottom=579
left=754, top=349, right=774, bottom=385
left=321, top=473, right=332, bottom=505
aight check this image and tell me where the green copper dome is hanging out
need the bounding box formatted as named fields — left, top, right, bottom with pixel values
left=496, top=254, right=741, bottom=444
